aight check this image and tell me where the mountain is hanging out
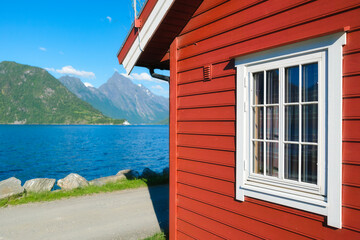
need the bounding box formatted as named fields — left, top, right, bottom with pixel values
left=60, top=72, right=169, bottom=124
left=0, top=61, right=125, bottom=124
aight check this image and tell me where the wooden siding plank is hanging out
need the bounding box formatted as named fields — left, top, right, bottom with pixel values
left=179, top=0, right=312, bottom=48
left=178, top=106, right=235, bottom=121
left=177, top=230, right=195, bottom=240
left=343, top=75, right=360, bottom=97
left=180, top=0, right=265, bottom=36
left=343, top=142, right=360, bottom=164
left=177, top=134, right=235, bottom=151
left=178, top=146, right=235, bottom=167
left=343, top=98, right=360, bottom=119
left=178, top=60, right=235, bottom=83
left=178, top=195, right=308, bottom=240
left=178, top=90, right=235, bottom=109
left=178, top=158, right=235, bottom=182
left=178, top=121, right=235, bottom=136
left=178, top=0, right=360, bottom=60
left=178, top=219, right=225, bottom=240
left=343, top=120, right=360, bottom=140
left=177, top=8, right=360, bottom=72
left=177, top=207, right=261, bottom=239
left=178, top=171, right=234, bottom=197
left=178, top=75, right=235, bottom=97
left=343, top=185, right=360, bottom=209
left=344, top=29, right=360, bottom=54
left=343, top=207, right=360, bottom=231
left=192, top=0, right=229, bottom=18
left=178, top=183, right=329, bottom=239
left=343, top=164, right=360, bottom=186
left=344, top=52, right=360, bottom=75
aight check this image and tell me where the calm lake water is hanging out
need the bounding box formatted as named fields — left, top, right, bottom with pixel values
left=0, top=125, right=169, bottom=184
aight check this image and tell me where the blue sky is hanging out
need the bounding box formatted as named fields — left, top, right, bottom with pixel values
left=0, top=0, right=169, bottom=97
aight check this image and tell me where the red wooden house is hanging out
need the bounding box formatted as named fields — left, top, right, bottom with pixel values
left=118, top=0, right=360, bottom=239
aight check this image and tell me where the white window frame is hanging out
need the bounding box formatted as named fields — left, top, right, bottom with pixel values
left=236, top=32, right=346, bottom=229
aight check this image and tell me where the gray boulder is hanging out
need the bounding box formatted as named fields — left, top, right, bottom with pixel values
left=141, top=168, right=157, bottom=179
left=24, top=178, right=55, bottom=193
left=0, top=177, right=24, bottom=200
left=162, top=167, right=169, bottom=176
left=89, top=175, right=126, bottom=186
left=116, top=169, right=140, bottom=179
left=57, top=173, right=89, bottom=190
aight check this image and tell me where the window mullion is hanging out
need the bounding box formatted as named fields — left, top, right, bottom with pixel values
left=299, top=65, right=302, bottom=183
left=279, top=67, right=284, bottom=180
left=263, top=70, right=267, bottom=176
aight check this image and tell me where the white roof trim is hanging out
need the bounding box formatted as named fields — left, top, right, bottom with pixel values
left=123, top=0, right=174, bottom=74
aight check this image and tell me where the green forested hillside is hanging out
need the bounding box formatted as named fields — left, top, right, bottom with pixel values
left=0, top=61, right=125, bottom=124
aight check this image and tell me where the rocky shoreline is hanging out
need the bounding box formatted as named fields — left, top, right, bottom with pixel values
left=0, top=167, right=169, bottom=200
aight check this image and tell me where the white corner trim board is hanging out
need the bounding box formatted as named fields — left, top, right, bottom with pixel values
left=123, top=0, right=175, bottom=74
left=235, top=32, right=346, bottom=229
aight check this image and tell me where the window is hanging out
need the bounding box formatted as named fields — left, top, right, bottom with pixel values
left=236, top=33, right=346, bottom=228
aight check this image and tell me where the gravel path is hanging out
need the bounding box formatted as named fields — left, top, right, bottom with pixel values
left=0, top=185, right=169, bottom=240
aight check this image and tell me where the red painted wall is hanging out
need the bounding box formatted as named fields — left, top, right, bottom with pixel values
left=169, top=0, right=360, bottom=239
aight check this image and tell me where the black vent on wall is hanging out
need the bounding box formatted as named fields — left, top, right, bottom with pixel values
left=203, top=65, right=212, bottom=81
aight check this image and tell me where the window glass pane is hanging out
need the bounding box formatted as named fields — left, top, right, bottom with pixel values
left=266, top=106, right=279, bottom=140
left=253, top=141, right=264, bottom=174
left=253, top=107, right=264, bottom=139
left=285, top=105, right=299, bottom=141
left=284, top=144, right=299, bottom=180
left=266, top=142, right=278, bottom=177
left=253, top=72, right=264, bottom=105
left=301, top=145, right=317, bottom=184
left=302, top=63, right=318, bottom=102
left=285, top=66, right=299, bottom=103
left=302, top=104, right=318, bottom=143
left=266, top=69, right=279, bottom=104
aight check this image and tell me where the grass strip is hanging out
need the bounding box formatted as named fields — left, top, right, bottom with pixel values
left=0, top=175, right=168, bottom=208
left=143, top=232, right=167, bottom=240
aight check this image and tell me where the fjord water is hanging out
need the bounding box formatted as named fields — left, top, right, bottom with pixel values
left=0, top=125, right=169, bottom=184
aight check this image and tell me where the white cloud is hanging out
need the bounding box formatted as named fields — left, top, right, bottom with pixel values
left=46, top=66, right=95, bottom=79
left=39, top=47, right=47, bottom=51
left=84, top=82, right=94, bottom=88
left=131, top=72, right=152, bottom=81
left=106, top=16, right=112, bottom=23
left=152, top=85, right=164, bottom=90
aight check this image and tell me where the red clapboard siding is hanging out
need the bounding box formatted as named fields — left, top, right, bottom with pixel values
left=343, top=185, right=360, bottom=209
left=344, top=29, right=360, bottom=54
left=178, top=75, right=235, bottom=97
left=343, top=164, right=360, bottom=186
left=343, top=142, right=360, bottom=164
left=180, top=0, right=264, bottom=36
left=178, top=0, right=360, bottom=60
left=343, top=120, right=360, bottom=140
left=178, top=146, right=235, bottom=167
left=178, top=60, right=235, bottom=83
left=177, top=134, right=235, bottom=151
left=178, top=158, right=234, bottom=181
left=192, top=0, right=229, bottom=18
left=343, top=207, right=360, bottom=231
left=177, top=171, right=234, bottom=197
left=343, top=98, right=360, bottom=119
left=178, top=121, right=235, bottom=136
left=177, top=230, right=195, bottom=240
left=344, top=52, right=360, bottom=75
left=177, top=207, right=260, bottom=239
left=178, top=219, right=224, bottom=240
left=178, top=90, right=235, bottom=109
left=178, top=195, right=308, bottom=240
left=178, top=183, right=333, bottom=239
left=343, top=75, right=360, bottom=97
left=178, top=106, right=235, bottom=121
left=177, top=8, right=360, bottom=72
